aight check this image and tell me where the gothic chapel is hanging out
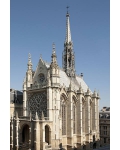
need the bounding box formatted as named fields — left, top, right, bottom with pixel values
left=10, top=10, right=100, bottom=150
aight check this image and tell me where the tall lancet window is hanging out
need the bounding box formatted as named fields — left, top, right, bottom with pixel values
left=90, top=99, right=93, bottom=132
left=72, top=96, right=77, bottom=134
left=73, top=104, right=76, bottom=134
left=61, top=95, right=67, bottom=135
left=82, top=98, right=85, bottom=133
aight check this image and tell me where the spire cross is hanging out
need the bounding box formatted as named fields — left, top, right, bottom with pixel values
left=66, top=6, right=69, bottom=13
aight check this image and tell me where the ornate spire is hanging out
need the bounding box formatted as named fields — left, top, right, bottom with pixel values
left=62, top=9, right=75, bottom=77
left=27, top=53, right=32, bottom=70
left=65, top=6, right=71, bottom=43
left=52, top=42, right=56, bottom=55
left=28, top=53, right=31, bottom=63
left=51, top=43, right=58, bottom=65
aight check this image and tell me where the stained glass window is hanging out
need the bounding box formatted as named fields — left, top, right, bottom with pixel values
left=28, top=92, right=47, bottom=119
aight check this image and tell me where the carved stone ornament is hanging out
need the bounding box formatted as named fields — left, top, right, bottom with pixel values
left=39, top=67, right=43, bottom=72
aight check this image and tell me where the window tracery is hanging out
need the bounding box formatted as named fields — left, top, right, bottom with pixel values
left=73, top=103, right=76, bottom=134
left=28, top=92, right=47, bottom=119
left=72, top=96, right=77, bottom=134
left=82, top=97, right=85, bottom=132
left=61, top=94, right=67, bottom=135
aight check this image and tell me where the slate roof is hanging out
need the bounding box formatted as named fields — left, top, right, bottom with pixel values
left=10, top=89, right=23, bottom=104
left=44, top=61, right=91, bottom=93
left=99, top=107, right=110, bottom=119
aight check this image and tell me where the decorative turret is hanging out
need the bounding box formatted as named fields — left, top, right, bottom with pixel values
left=50, top=43, right=60, bottom=87
left=50, top=43, right=58, bottom=68
left=26, top=53, right=33, bottom=87
left=62, top=8, right=75, bottom=77
left=47, top=70, right=51, bottom=87
left=92, top=89, right=97, bottom=98
left=27, top=53, right=32, bottom=71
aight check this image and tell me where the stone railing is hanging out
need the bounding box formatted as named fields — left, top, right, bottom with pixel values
left=27, top=83, right=46, bottom=90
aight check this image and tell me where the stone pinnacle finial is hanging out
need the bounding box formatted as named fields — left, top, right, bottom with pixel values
left=97, top=90, right=100, bottom=97
left=35, top=111, right=39, bottom=120
left=16, top=111, right=18, bottom=119
left=65, top=6, right=71, bottom=43
left=41, top=111, right=44, bottom=120
left=93, top=89, right=97, bottom=97
left=51, top=43, right=58, bottom=65
left=87, top=87, right=90, bottom=94
left=27, top=53, right=32, bottom=70
left=52, top=42, right=56, bottom=54
left=28, top=53, right=31, bottom=62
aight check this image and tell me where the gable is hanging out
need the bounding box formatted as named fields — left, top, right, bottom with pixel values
left=32, top=58, right=49, bottom=85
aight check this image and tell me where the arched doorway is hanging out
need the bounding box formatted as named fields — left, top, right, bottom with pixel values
left=45, top=125, right=50, bottom=145
left=22, top=124, right=29, bottom=143
left=83, top=145, right=86, bottom=150
left=93, top=143, right=96, bottom=149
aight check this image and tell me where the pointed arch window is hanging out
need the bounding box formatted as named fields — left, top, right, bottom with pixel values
left=82, top=97, right=85, bottom=133
left=72, top=96, right=77, bottom=134
left=90, top=99, right=93, bottom=131
left=73, top=103, right=76, bottom=134
left=61, top=95, right=67, bottom=135
left=62, top=104, right=66, bottom=135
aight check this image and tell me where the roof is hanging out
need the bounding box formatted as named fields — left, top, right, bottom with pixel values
left=10, top=89, right=23, bottom=104
left=100, top=107, right=110, bottom=112
left=44, top=61, right=91, bottom=93
left=99, top=107, right=110, bottom=119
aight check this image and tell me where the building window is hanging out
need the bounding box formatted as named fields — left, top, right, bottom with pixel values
left=103, top=126, right=107, bottom=130
left=104, top=131, right=107, bottom=135
left=104, top=138, right=106, bottom=143
left=103, top=126, right=107, bottom=135
left=82, top=98, right=85, bottom=132
left=62, top=104, right=66, bottom=135
left=73, top=104, right=76, bottom=134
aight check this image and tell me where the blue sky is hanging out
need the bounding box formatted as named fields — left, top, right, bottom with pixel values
left=10, top=0, right=110, bottom=109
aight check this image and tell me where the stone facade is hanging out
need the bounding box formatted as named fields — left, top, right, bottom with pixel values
left=99, top=107, right=110, bottom=147
left=10, top=11, right=100, bottom=150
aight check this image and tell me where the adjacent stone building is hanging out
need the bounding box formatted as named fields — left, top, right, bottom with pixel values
left=10, top=10, right=100, bottom=150
left=10, top=89, right=23, bottom=117
left=99, top=107, right=110, bottom=147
